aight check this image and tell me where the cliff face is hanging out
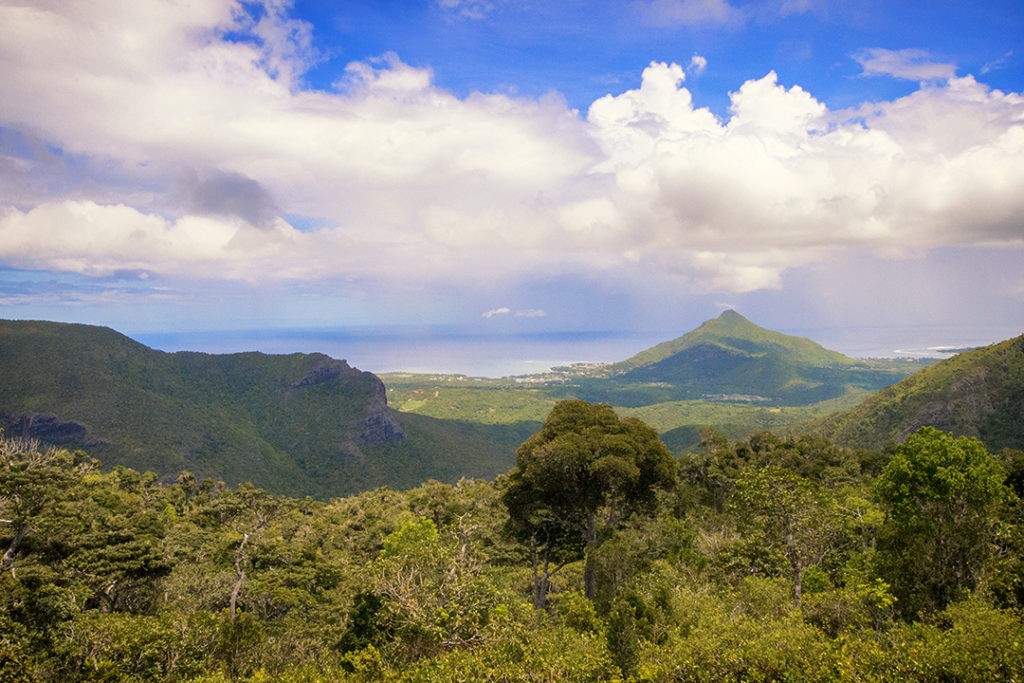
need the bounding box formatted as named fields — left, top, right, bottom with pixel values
left=359, top=378, right=404, bottom=445
left=291, top=359, right=404, bottom=445
left=289, top=359, right=404, bottom=447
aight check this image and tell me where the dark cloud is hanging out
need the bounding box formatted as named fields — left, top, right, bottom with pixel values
left=173, top=168, right=278, bottom=228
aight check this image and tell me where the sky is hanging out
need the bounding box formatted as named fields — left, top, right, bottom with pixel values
left=1, top=0, right=1023, bottom=360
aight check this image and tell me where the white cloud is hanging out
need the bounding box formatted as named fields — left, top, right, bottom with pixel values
left=982, top=51, right=1014, bottom=75
left=437, top=0, right=496, bottom=20
left=0, top=1, right=1022, bottom=307
left=480, top=307, right=545, bottom=319
left=638, top=0, right=744, bottom=27
left=584, top=62, right=1024, bottom=291
left=853, top=48, right=957, bottom=82
left=0, top=201, right=321, bottom=281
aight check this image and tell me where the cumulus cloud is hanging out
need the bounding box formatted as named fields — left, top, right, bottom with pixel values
left=482, top=307, right=511, bottom=318
left=854, top=48, right=957, bottom=81
left=585, top=62, right=1024, bottom=291
left=0, top=0, right=1022, bottom=306
left=0, top=201, right=321, bottom=281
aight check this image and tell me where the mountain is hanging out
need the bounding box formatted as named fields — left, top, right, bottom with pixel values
left=814, top=333, right=1024, bottom=452
left=574, top=310, right=910, bottom=407
left=0, top=320, right=532, bottom=498
left=614, top=309, right=852, bottom=371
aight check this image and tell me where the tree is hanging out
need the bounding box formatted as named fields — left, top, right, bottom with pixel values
left=183, top=482, right=284, bottom=622
left=732, top=466, right=840, bottom=606
left=873, top=427, right=1013, bottom=617
left=503, top=400, right=676, bottom=604
left=343, top=515, right=506, bottom=663
left=62, top=468, right=170, bottom=613
left=0, top=440, right=98, bottom=577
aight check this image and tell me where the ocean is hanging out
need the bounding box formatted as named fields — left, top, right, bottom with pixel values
left=131, top=323, right=1022, bottom=379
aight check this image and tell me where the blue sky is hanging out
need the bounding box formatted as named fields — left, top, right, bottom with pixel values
left=301, top=1, right=1022, bottom=113
left=0, top=0, right=1022, bottom=359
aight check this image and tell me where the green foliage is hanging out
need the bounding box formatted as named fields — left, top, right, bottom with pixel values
left=874, top=427, right=1013, bottom=617
left=504, top=400, right=677, bottom=603
left=554, top=590, right=604, bottom=634
left=818, top=334, right=1024, bottom=452
left=1, top=427, right=1022, bottom=681
left=732, top=465, right=841, bottom=604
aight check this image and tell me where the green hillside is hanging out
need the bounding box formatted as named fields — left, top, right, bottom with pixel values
left=815, top=333, right=1024, bottom=452
left=0, top=319, right=527, bottom=497
left=575, top=310, right=909, bottom=406
left=613, top=309, right=851, bottom=371
left=0, top=314, right=953, bottom=498
left=385, top=312, right=926, bottom=452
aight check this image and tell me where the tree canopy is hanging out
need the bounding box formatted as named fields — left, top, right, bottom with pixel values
left=2, top=425, right=1023, bottom=681
left=873, top=426, right=1014, bottom=617
left=503, top=400, right=677, bottom=603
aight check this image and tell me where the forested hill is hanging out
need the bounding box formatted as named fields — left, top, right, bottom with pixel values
left=575, top=310, right=910, bottom=406
left=0, top=319, right=531, bottom=497
left=815, top=332, right=1024, bottom=452
left=613, top=309, right=852, bottom=371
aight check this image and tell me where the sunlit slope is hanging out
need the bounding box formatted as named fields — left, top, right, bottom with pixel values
left=614, top=309, right=851, bottom=371
left=814, top=333, right=1024, bottom=451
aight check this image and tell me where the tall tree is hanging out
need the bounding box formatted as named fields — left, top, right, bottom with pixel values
left=0, top=440, right=94, bottom=576
left=503, top=400, right=676, bottom=604
left=873, top=427, right=1013, bottom=617
left=733, top=465, right=839, bottom=605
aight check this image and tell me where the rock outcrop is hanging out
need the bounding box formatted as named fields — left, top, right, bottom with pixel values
left=3, top=412, right=98, bottom=447
left=360, top=378, right=404, bottom=445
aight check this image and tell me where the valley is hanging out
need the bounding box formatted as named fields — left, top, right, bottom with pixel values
left=2, top=312, right=1023, bottom=681
left=1, top=311, right=1019, bottom=501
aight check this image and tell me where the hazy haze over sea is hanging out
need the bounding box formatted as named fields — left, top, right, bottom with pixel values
left=132, top=324, right=1022, bottom=379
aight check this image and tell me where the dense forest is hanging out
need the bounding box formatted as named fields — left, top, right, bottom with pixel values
left=2, top=399, right=1023, bottom=681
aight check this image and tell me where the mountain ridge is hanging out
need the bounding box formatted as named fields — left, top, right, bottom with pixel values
left=6, top=313, right=1003, bottom=499
left=0, top=319, right=530, bottom=497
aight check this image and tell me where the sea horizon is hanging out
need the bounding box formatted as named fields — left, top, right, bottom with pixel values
left=130, top=323, right=1023, bottom=379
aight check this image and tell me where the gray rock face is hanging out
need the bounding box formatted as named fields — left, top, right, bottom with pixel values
left=360, top=377, right=404, bottom=445
left=292, top=361, right=352, bottom=387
